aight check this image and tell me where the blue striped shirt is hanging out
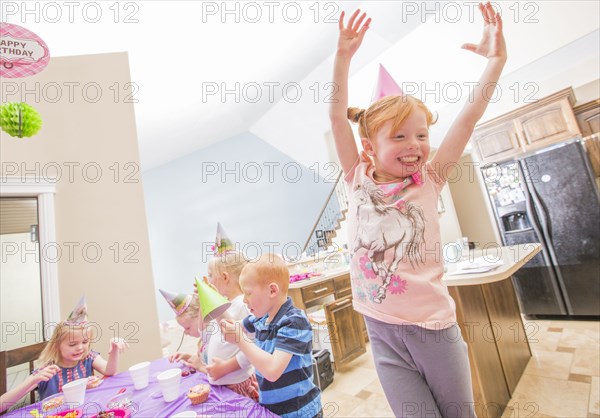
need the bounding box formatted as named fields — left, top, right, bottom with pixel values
left=243, top=297, right=322, bottom=418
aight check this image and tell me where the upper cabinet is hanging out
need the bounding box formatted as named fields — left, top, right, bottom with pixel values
left=473, top=88, right=581, bottom=164
left=574, top=99, right=600, bottom=138
left=473, top=120, right=522, bottom=162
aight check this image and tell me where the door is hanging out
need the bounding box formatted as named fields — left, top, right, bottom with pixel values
left=323, top=295, right=366, bottom=370
left=482, top=162, right=568, bottom=316
left=522, top=141, right=600, bottom=316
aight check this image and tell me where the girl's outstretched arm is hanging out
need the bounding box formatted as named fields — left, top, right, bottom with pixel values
left=330, top=9, right=371, bottom=175
left=432, top=2, right=507, bottom=180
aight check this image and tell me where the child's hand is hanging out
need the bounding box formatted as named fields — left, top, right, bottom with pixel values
left=461, top=2, right=506, bottom=61
left=30, top=365, right=60, bottom=384
left=336, top=9, right=371, bottom=58
left=206, top=357, right=227, bottom=381
left=182, top=354, right=207, bottom=374
left=192, top=276, right=219, bottom=294
left=168, top=352, right=191, bottom=363
left=219, top=319, right=242, bottom=344
left=108, top=337, right=129, bottom=355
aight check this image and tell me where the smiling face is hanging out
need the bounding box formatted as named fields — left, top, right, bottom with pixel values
left=364, top=108, right=431, bottom=182
left=59, top=328, right=90, bottom=366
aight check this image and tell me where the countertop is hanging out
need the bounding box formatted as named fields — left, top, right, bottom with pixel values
left=442, top=243, right=541, bottom=286
left=289, top=244, right=541, bottom=288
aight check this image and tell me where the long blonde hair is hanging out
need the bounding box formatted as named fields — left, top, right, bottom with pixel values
left=348, top=95, right=436, bottom=140
left=38, top=323, right=94, bottom=366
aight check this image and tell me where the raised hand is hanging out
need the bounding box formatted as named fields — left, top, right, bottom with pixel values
left=219, top=319, right=242, bottom=344
left=337, top=9, right=371, bottom=58
left=108, top=337, right=129, bottom=355
left=462, top=2, right=506, bottom=60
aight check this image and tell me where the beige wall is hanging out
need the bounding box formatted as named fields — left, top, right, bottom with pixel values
left=448, top=155, right=502, bottom=248
left=0, top=52, right=162, bottom=370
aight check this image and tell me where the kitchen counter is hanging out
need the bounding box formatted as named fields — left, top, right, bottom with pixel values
left=445, top=244, right=540, bottom=418
left=442, top=243, right=541, bottom=286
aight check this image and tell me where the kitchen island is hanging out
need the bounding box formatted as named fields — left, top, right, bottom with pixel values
left=287, top=243, right=540, bottom=416
left=443, top=243, right=541, bottom=418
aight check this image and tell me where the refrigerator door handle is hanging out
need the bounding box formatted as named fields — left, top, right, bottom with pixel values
left=530, top=185, right=553, bottom=242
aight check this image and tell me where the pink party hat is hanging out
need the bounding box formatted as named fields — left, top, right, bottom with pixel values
left=159, top=289, right=193, bottom=316
left=64, top=295, right=88, bottom=325
left=371, top=64, right=404, bottom=103
left=212, top=222, right=234, bottom=256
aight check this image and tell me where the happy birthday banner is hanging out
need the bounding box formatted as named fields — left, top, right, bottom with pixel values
left=0, top=22, right=50, bottom=78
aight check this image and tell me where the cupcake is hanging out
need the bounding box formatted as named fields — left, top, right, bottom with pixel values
left=42, top=395, right=64, bottom=411
left=187, top=384, right=210, bottom=405
left=87, top=375, right=104, bottom=388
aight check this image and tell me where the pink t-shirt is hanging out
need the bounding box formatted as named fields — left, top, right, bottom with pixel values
left=345, top=152, right=456, bottom=329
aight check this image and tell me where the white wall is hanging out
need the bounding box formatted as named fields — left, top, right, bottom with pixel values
left=0, top=233, right=43, bottom=351
left=143, top=132, right=333, bottom=322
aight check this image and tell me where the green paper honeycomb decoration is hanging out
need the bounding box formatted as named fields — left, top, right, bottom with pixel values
left=0, top=102, right=43, bottom=138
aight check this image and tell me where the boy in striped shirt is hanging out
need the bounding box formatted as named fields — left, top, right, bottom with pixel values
left=220, top=253, right=322, bottom=418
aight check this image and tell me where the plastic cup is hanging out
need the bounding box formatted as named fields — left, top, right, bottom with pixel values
left=156, top=368, right=182, bottom=402
left=62, top=377, right=88, bottom=406
left=128, top=361, right=151, bottom=390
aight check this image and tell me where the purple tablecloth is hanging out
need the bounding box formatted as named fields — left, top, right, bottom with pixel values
left=5, top=358, right=279, bottom=418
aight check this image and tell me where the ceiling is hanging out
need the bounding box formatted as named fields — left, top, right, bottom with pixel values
left=4, top=1, right=599, bottom=170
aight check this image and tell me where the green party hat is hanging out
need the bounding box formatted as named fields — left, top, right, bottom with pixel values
left=159, top=289, right=193, bottom=316
left=195, top=277, right=231, bottom=322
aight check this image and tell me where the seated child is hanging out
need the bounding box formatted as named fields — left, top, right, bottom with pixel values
left=220, top=253, right=322, bottom=418
left=1, top=296, right=128, bottom=408
left=163, top=283, right=257, bottom=401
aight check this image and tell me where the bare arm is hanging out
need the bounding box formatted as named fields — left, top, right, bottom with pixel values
left=0, top=366, right=60, bottom=413
left=330, top=10, right=371, bottom=175
left=220, top=319, right=293, bottom=382
left=92, top=338, right=128, bottom=376
left=236, top=338, right=293, bottom=382
left=432, top=2, right=507, bottom=180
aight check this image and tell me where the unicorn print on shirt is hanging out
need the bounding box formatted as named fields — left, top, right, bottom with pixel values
left=353, top=177, right=426, bottom=303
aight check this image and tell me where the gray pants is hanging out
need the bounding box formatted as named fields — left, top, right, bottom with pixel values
left=365, top=316, right=477, bottom=418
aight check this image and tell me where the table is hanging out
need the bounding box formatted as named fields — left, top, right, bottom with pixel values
left=442, top=243, right=541, bottom=418
left=5, top=358, right=278, bottom=418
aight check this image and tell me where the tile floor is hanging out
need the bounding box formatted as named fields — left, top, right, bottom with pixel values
left=162, top=317, right=600, bottom=417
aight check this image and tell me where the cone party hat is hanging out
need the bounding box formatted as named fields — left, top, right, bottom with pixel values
left=159, top=289, right=193, bottom=316
left=64, top=295, right=88, bottom=325
left=195, top=277, right=231, bottom=322
left=371, top=64, right=404, bottom=103
left=213, top=222, right=234, bottom=255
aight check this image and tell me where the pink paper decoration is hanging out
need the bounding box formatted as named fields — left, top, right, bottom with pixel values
left=0, top=22, right=50, bottom=78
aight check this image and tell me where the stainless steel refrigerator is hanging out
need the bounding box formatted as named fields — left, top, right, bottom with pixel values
left=482, top=139, right=600, bottom=318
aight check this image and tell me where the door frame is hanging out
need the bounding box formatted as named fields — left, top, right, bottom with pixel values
left=1, top=176, right=60, bottom=331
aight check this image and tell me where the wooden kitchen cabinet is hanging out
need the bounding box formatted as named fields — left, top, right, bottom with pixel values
left=574, top=99, right=600, bottom=138
left=324, top=295, right=366, bottom=367
left=512, top=94, right=580, bottom=151
left=474, top=88, right=581, bottom=163
left=288, top=270, right=367, bottom=369
left=472, top=120, right=522, bottom=162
